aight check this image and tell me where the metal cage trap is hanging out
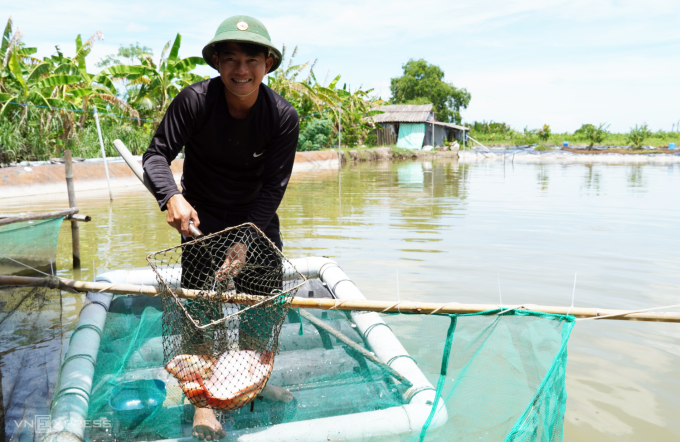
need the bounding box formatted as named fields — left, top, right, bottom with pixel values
left=146, top=223, right=306, bottom=410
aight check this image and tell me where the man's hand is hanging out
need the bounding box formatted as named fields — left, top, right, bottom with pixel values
left=166, top=194, right=200, bottom=237
left=216, top=242, right=247, bottom=281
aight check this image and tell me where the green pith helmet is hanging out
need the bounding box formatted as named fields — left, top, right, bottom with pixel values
left=203, top=15, right=282, bottom=73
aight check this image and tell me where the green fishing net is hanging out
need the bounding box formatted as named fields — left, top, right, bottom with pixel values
left=0, top=217, right=64, bottom=274
left=82, top=297, right=573, bottom=441
left=46, top=224, right=575, bottom=442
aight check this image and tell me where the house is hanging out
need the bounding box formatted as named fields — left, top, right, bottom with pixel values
left=369, top=104, right=469, bottom=149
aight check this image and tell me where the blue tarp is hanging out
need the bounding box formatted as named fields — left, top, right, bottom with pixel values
left=397, top=123, right=425, bottom=149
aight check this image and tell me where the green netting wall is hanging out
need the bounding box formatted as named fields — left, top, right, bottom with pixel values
left=82, top=294, right=573, bottom=442
left=0, top=217, right=64, bottom=274
left=395, top=310, right=574, bottom=442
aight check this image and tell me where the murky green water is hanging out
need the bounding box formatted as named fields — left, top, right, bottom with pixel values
left=3, top=159, right=680, bottom=440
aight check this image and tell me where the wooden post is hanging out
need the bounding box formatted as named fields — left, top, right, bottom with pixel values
left=64, top=150, right=81, bottom=268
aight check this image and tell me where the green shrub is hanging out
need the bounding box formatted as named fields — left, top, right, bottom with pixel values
left=627, top=124, right=651, bottom=149
left=580, top=123, right=609, bottom=150
left=298, top=119, right=334, bottom=151
left=537, top=124, right=551, bottom=141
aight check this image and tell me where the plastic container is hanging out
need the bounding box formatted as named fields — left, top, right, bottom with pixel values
left=563, top=141, right=569, bottom=147
left=108, top=379, right=166, bottom=427
left=669, top=143, right=676, bottom=150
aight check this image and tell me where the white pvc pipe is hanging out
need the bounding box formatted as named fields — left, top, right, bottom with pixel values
left=154, top=403, right=447, bottom=442
left=93, top=105, right=113, bottom=201
left=44, top=268, right=169, bottom=442
left=288, top=257, right=447, bottom=419
left=286, top=257, right=325, bottom=280
left=236, top=403, right=446, bottom=442
left=46, top=262, right=447, bottom=442
left=43, top=272, right=117, bottom=442
left=113, top=139, right=153, bottom=193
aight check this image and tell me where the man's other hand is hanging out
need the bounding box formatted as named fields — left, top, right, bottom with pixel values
left=166, top=194, right=200, bottom=237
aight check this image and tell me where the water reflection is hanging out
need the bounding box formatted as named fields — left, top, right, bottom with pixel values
left=397, top=163, right=425, bottom=188
left=582, top=164, right=602, bottom=195
left=627, top=165, right=646, bottom=192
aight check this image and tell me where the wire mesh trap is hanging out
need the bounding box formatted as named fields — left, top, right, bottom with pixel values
left=146, top=223, right=306, bottom=411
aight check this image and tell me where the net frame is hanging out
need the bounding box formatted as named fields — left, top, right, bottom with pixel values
left=145, top=223, right=308, bottom=411
left=146, top=222, right=307, bottom=330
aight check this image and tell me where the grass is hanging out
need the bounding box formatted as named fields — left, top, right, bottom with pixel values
left=0, top=120, right=154, bottom=162
left=470, top=131, right=679, bottom=148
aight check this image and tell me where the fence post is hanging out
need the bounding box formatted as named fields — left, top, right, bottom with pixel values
left=64, top=150, right=81, bottom=268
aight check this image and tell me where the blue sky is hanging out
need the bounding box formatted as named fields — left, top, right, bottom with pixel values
left=4, top=0, right=679, bottom=132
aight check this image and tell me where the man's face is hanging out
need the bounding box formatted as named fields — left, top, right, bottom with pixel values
left=212, top=43, right=274, bottom=97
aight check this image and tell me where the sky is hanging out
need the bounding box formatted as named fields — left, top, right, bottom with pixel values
left=3, top=0, right=679, bottom=133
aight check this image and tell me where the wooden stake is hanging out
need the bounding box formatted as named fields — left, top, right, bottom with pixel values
left=64, top=150, right=80, bottom=268
left=1, top=274, right=680, bottom=323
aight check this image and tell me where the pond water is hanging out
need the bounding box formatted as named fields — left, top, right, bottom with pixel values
left=2, top=158, right=680, bottom=441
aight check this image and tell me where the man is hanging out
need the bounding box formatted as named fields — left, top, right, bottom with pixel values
left=142, top=15, right=298, bottom=441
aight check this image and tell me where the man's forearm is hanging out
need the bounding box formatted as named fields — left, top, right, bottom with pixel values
left=142, top=153, right=182, bottom=210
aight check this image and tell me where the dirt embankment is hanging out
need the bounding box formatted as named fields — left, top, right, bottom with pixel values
left=339, top=147, right=458, bottom=162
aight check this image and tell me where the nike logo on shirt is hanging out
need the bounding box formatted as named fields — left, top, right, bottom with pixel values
left=253, top=151, right=264, bottom=157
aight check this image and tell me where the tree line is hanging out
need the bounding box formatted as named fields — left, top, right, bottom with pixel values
left=467, top=120, right=678, bottom=150
left=0, top=17, right=472, bottom=162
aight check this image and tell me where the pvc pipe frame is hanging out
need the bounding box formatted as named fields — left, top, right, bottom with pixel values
left=42, top=273, right=115, bottom=442
left=293, top=258, right=442, bottom=409
left=40, top=261, right=446, bottom=442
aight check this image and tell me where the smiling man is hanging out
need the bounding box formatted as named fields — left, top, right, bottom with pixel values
left=142, top=15, right=299, bottom=441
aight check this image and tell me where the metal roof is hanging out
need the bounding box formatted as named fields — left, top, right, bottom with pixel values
left=370, top=104, right=433, bottom=123
left=432, top=122, right=470, bottom=131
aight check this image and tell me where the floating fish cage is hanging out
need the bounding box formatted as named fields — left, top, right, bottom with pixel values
left=43, top=257, right=447, bottom=442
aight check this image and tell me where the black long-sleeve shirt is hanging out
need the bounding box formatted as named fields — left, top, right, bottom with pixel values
left=142, top=78, right=299, bottom=231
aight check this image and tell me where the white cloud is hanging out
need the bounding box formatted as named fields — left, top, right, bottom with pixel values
left=4, top=0, right=680, bottom=132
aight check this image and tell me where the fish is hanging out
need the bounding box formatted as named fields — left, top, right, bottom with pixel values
left=165, top=350, right=274, bottom=410
left=165, top=354, right=216, bottom=383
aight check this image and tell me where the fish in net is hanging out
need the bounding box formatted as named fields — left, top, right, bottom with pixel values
left=147, top=223, right=305, bottom=411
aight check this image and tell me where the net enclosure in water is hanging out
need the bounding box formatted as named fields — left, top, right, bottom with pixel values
left=0, top=217, right=64, bottom=274
left=1, top=223, right=575, bottom=441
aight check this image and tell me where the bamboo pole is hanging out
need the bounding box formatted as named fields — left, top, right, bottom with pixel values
left=298, top=309, right=412, bottom=387
left=0, top=208, right=79, bottom=226
left=1, top=274, right=680, bottom=323
left=64, top=150, right=80, bottom=268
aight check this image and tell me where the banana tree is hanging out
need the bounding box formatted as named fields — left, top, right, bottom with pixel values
left=267, top=45, right=334, bottom=120
left=101, top=33, right=207, bottom=120
left=312, top=75, right=382, bottom=146
left=41, top=32, right=139, bottom=129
